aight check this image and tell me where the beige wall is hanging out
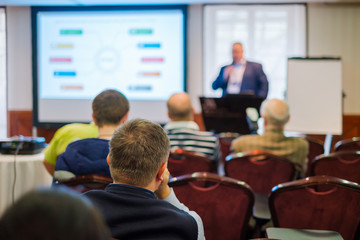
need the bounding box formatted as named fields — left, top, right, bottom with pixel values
left=6, top=4, right=360, bottom=114
left=308, top=3, right=360, bottom=114
left=7, top=6, right=32, bottom=110
left=186, top=4, right=203, bottom=112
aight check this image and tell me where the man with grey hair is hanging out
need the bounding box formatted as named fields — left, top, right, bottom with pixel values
left=84, top=119, right=205, bottom=240
left=231, top=99, right=309, bottom=177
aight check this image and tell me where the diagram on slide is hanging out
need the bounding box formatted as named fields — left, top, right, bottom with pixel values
left=37, top=10, right=184, bottom=100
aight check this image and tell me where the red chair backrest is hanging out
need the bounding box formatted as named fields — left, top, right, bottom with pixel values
left=219, top=139, right=232, bottom=163
left=305, top=137, right=324, bottom=176
left=311, top=151, right=360, bottom=184
left=169, top=172, right=254, bottom=240
left=225, top=150, right=296, bottom=194
left=54, top=174, right=113, bottom=193
left=335, top=137, right=360, bottom=152
left=168, top=149, right=212, bottom=177
left=218, top=132, right=240, bottom=163
left=269, top=175, right=360, bottom=240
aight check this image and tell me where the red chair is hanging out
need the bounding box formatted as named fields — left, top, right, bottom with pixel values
left=168, top=149, right=213, bottom=177
left=225, top=150, right=296, bottom=195
left=311, top=151, right=360, bottom=184
left=305, top=136, right=324, bottom=176
left=218, top=132, right=240, bottom=163
left=334, top=137, right=360, bottom=152
left=169, top=172, right=254, bottom=240
left=54, top=174, right=113, bottom=193
left=269, top=175, right=360, bottom=240
left=225, top=150, right=296, bottom=237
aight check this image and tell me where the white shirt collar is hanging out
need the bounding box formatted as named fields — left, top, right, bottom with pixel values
left=164, top=121, right=200, bottom=131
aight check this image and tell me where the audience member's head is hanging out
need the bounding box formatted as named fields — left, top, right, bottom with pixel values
left=108, top=119, right=170, bottom=189
left=167, top=92, right=193, bottom=121
left=0, top=188, right=110, bottom=240
left=232, top=42, right=244, bottom=64
left=260, top=99, right=290, bottom=130
left=92, top=89, right=129, bottom=127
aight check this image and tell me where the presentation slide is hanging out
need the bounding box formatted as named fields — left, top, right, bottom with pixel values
left=37, top=10, right=184, bottom=101
left=33, top=7, right=186, bottom=126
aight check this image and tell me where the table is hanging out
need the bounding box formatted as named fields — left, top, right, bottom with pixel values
left=266, top=227, right=344, bottom=240
left=0, top=152, right=52, bottom=216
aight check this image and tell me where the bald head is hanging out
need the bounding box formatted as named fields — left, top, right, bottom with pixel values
left=260, top=99, right=290, bottom=129
left=167, top=93, right=193, bottom=121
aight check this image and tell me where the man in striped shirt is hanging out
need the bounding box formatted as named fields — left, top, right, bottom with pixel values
left=164, top=92, right=220, bottom=163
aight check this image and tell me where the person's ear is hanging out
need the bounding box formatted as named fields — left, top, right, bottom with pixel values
left=92, top=113, right=98, bottom=126
left=261, top=115, right=267, bottom=126
left=167, top=111, right=172, bottom=120
left=106, top=155, right=110, bottom=166
left=286, top=115, right=290, bottom=124
left=121, top=112, right=129, bottom=124
left=156, top=162, right=167, bottom=182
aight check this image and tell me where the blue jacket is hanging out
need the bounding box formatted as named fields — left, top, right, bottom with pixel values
left=55, top=138, right=111, bottom=177
left=84, top=184, right=198, bottom=240
left=212, top=61, right=268, bottom=98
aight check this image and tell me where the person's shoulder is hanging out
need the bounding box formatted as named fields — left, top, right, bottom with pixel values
left=74, top=138, right=108, bottom=144
left=196, top=129, right=217, bottom=138
left=234, top=134, right=259, bottom=142
left=83, top=189, right=107, bottom=198
left=220, top=64, right=231, bottom=70
left=66, top=138, right=108, bottom=153
left=287, top=136, right=309, bottom=148
left=157, top=198, right=197, bottom=222
left=65, top=123, right=97, bottom=131
left=55, top=123, right=97, bottom=136
left=83, top=186, right=116, bottom=202
left=297, top=137, right=309, bottom=148
left=231, top=134, right=260, bottom=150
left=287, top=136, right=308, bottom=143
left=246, top=61, right=262, bottom=67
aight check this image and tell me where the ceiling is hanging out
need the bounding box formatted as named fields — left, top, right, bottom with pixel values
left=1, top=0, right=360, bottom=6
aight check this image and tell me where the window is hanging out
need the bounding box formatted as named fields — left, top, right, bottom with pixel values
left=0, top=8, right=6, bottom=138
left=203, top=4, right=306, bottom=99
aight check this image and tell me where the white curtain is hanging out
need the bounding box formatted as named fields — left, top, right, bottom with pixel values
left=203, top=4, right=306, bottom=99
left=308, top=3, right=360, bottom=114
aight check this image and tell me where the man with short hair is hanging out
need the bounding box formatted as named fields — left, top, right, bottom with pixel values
left=231, top=99, right=309, bottom=177
left=212, top=42, right=268, bottom=98
left=165, top=92, right=220, bottom=163
left=84, top=119, right=205, bottom=240
left=54, top=89, right=129, bottom=180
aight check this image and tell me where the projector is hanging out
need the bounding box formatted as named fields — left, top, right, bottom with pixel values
left=0, top=136, right=47, bottom=154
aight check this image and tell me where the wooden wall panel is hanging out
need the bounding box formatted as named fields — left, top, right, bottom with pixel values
left=7, top=110, right=360, bottom=146
left=194, top=113, right=206, bottom=131
left=7, top=110, right=57, bottom=143
left=7, top=110, right=32, bottom=137
left=343, top=115, right=360, bottom=139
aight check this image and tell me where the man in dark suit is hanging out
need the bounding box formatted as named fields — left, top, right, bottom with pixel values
left=84, top=119, right=204, bottom=240
left=212, top=42, right=269, bottom=98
